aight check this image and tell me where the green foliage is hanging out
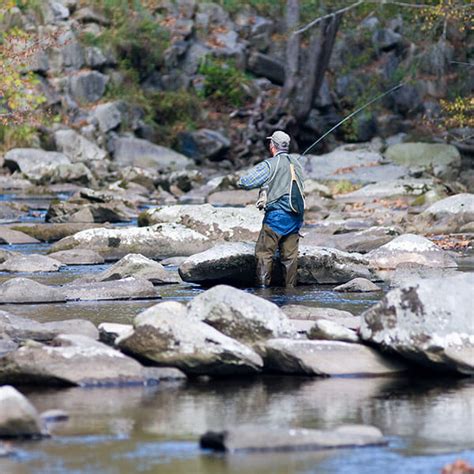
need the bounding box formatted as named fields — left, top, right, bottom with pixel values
left=198, top=56, right=250, bottom=107
left=147, top=90, right=201, bottom=125
left=0, top=124, right=37, bottom=149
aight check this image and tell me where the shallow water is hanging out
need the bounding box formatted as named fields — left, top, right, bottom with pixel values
left=1, top=194, right=473, bottom=473
left=1, top=376, right=473, bottom=473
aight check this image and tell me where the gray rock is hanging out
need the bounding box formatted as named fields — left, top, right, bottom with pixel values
left=74, top=6, right=110, bottom=25
left=385, top=143, right=461, bottom=180
left=0, top=386, right=44, bottom=439
left=84, top=46, right=107, bottom=68
left=45, top=201, right=135, bottom=224
left=188, top=285, right=296, bottom=344
left=50, top=223, right=212, bottom=260
left=56, top=31, right=84, bottom=70
left=367, top=234, right=457, bottom=269
left=0, top=311, right=98, bottom=342
left=69, top=71, right=107, bottom=103
left=4, top=148, right=70, bottom=182
left=113, top=137, right=192, bottom=171
left=118, top=301, right=263, bottom=375
left=0, top=278, right=66, bottom=304
left=372, top=28, right=402, bottom=50
left=93, top=101, right=123, bottom=133
left=90, top=253, right=180, bottom=284
left=54, top=129, right=107, bottom=162
left=0, top=228, right=40, bottom=245
left=141, top=204, right=263, bottom=241
left=179, top=129, right=230, bottom=162
left=0, top=335, right=152, bottom=387
left=334, top=278, right=381, bottom=292
left=11, top=223, right=111, bottom=243
left=342, top=179, right=434, bottom=200
left=415, top=193, right=474, bottom=234
left=98, top=322, right=133, bottom=346
left=62, top=277, right=158, bottom=301
left=281, top=305, right=355, bottom=321
left=308, top=320, right=359, bottom=343
left=247, top=52, right=285, bottom=85
left=200, top=425, right=386, bottom=453
left=42, top=162, right=96, bottom=187
left=0, top=254, right=64, bottom=273
left=360, top=273, right=474, bottom=374
left=48, top=249, right=105, bottom=265
left=303, top=144, right=409, bottom=184
left=262, top=339, right=407, bottom=376
left=143, top=367, right=187, bottom=382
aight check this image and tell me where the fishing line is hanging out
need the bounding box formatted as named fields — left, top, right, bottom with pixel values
left=301, top=82, right=405, bottom=156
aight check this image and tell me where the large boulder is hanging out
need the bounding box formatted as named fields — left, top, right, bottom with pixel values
left=200, top=425, right=386, bottom=452
left=54, top=129, right=107, bottom=162
left=188, top=285, right=296, bottom=344
left=113, top=137, right=192, bottom=171
left=49, top=224, right=212, bottom=260
left=385, top=143, right=461, bottom=180
left=360, top=273, right=474, bottom=374
left=261, top=339, right=407, bottom=376
left=0, top=278, right=66, bottom=304
left=4, top=148, right=70, bottom=182
left=47, top=249, right=105, bottom=265
left=0, top=386, right=44, bottom=438
left=414, top=194, right=474, bottom=234
left=140, top=204, right=263, bottom=241
left=367, top=234, right=457, bottom=269
left=341, top=179, right=434, bottom=200
left=302, top=144, right=409, bottom=184
left=85, top=253, right=180, bottom=284
left=0, top=228, right=40, bottom=245
left=178, top=129, right=230, bottom=162
left=93, top=101, right=123, bottom=133
left=118, top=302, right=263, bottom=375
left=0, top=335, right=154, bottom=387
left=179, top=243, right=376, bottom=285
left=45, top=201, right=135, bottom=224
left=0, top=311, right=98, bottom=342
left=0, top=254, right=64, bottom=273
left=69, top=70, right=107, bottom=103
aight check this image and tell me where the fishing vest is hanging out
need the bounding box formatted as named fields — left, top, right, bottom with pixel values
left=264, top=152, right=305, bottom=209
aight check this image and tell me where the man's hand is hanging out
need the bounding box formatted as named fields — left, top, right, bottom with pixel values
left=256, top=188, right=267, bottom=210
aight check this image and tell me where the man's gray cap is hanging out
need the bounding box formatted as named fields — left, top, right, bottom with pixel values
left=267, top=130, right=291, bottom=149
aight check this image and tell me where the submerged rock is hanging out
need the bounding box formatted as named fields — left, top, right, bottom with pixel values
left=261, top=339, right=407, bottom=376
left=0, top=386, right=44, bottom=438
left=0, top=335, right=154, bottom=387
left=367, top=234, right=457, bottom=269
left=360, top=273, right=474, bottom=374
left=118, top=301, right=263, bottom=375
left=188, top=285, right=296, bottom=344
left=200, top=425, right=386, bottom=452
left=141, top=204, right=262, bottom=241
left=0, top=278, right=66, bottom=304
left=49, top=224, right=212, bottom=260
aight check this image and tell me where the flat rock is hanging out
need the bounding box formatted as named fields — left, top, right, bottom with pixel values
left=360, top=272, right=474, bottom=374
left=207, top=190, right=259, bottom=206
left=141, top=204, right=262, bottom=241
left=62, top=277, right=159, bottom=301
left=0, top=228, right=40, bottom=245
left=341, top=179, right=434, bottom=200
left=89, top=253, right=180, bottom=284
left=188, top=285, right=296, bottom=344
left=46, top=201, right=135, bottom=224
left=0, top=386, right=44, bottom=438
left=262, top=339, right=407, bottom=376
left=281, top=305, right=355, bottom=321
left=118, top=301, right=263, bottom=376
left=334, top=278, right=382, bottom=292
left=200, top=425, right=386, bottom=452
left=49, top=224, right=212, bottom=260
left=0, top=335, right=154, bottom=387
left=0, top=311, right=98, bottom=342
left=0, top=278, right=66, bottom=304
left=0, top=254, right=64, bottom=273
left=48, top=249, right=105, bottom=265
left=9, top=223, right=111, bottom=242
left=367, top=234, right=457, bottom=269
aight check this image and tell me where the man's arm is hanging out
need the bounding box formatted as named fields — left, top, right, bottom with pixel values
left=237, top=162, right=271, bottom=190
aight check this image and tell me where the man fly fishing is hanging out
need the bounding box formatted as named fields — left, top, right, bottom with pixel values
left=238, top=131, right=305, bottom=288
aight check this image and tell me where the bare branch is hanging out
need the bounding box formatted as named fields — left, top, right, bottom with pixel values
left=294, top=0, right=363, bottom=35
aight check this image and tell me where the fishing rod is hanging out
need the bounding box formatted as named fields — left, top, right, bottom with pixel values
left=301, top=82, right=405, bottom=156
